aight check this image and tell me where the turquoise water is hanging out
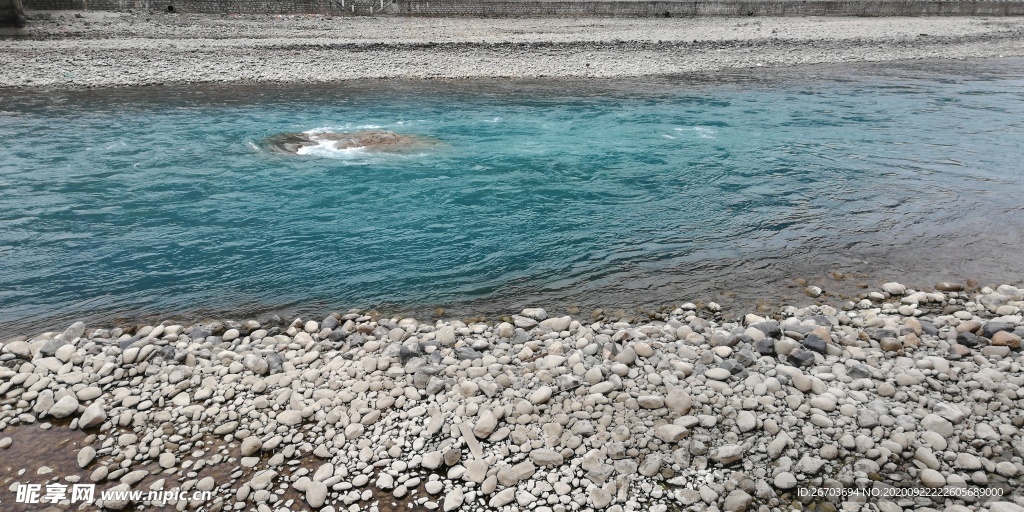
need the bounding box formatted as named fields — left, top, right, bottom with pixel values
left=2, top=60, right=1024, bottom=332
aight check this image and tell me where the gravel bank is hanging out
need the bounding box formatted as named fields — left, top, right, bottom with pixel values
left=1, top=282, right=1023, bottom=511
left=3, top=12, right=1024, bottom=87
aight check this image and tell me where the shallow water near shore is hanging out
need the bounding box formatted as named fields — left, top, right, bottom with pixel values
left=2, top=59, right=1024, bottom=333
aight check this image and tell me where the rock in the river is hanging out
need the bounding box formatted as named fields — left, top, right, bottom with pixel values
left=306, top=481, right=328, bottom=508
left=79, top=400, right=107, bottom=429
left=443, top=487, right=464, bottom=511
left=241, top=436, right=262, bottom=456
left=77, top=446, right=96, bottom=468
left=48, top=395, right=79, bottom=418
left=268, top=130, right=443, bottom=154
left=521, top=308, right=548, bottom=320
left=102, top=484, right=131, bottom=510
left=882, top=282, right=906, bottom=295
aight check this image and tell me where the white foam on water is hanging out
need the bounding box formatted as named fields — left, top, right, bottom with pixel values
left=662, top=134, right=676, bottom=139
left=295, top=138, right=369, bottom=159
left=677, top=126, right=717, bottom=139
left=247, top=141, right=261, bottom=152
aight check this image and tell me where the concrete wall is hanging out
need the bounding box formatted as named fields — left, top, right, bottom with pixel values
left=23, top=0, right=1024, bottom=16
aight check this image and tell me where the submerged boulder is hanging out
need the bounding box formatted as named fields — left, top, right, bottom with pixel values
left=266, top=130, right=441, bottom=154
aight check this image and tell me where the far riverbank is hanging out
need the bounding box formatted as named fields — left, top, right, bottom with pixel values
left=2, top=14, right=1024, bottom=87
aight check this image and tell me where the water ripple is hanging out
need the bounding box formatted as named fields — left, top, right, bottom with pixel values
left=3, top=60, right=1024, bottom=333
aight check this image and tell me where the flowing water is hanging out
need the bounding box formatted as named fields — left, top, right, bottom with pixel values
left=2, top=59, right=1023, bottom=334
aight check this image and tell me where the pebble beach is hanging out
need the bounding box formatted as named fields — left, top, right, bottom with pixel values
left=1, top=281, right=1023, bottom=511
left=2, top=13, right=1024, bottom=87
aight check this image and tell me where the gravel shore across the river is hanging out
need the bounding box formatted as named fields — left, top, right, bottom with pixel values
left=1, top=281, right=1023, bottom=511
left=2, top=13, right=1024, bottom=87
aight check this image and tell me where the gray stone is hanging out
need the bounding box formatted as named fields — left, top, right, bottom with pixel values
left=664, top=390, right=693, bottom=414
left=102, top=484, right=131, bottom=510
left=496, top=322, right=515, bottom=338
left=637, top=395, right=664, bottom=409
left=489, top=488, right=515, bottom=507
left=473, top=410, right=498, bottom=438
left=443, top=487, right=464, bottom=511
left=539, top=316, right=571, bottom=332
left=249, top=470, right=277, bottom=490
left=3, top=340, right=32, bottom=359
left=422, top=451, right=443, bottom=469
left=711, top=444, right=744, bottom=465
left=882, top=282, right=906, bottom=295
left=751, top=322, right=782, bottom=339
left=919, top=469, right=945, bottom=488
left=497, top=460, right=536, bottom=486
left=376, top=473, right=395, bottom=490
left=774, top=472, right=797, bottom=489
left=590, top=488, right=613, bottom=508
left=79, top=400, right=107, bottom=429
left=529, top=386, right=553, bottom=405
left=464, top=459, right=488, bottom=482
left=242, top=354, right=269, bottom=375
left=655, top=424, right=688, bottom=443
left=787, top=349, right=815, bottom=367
left=48, top=395, right=79, bottom=418
left=158, top=452, right=176, bottom=469
left=797, top=455, right=826, bottom=474
left=77, top=446, right=96, bottom=468
left=520, top=308, right=547, bottom=320
left=38, top=339, right=68, bottom=358
left=705, top=368, right=731, bottom=380
left=277, top=410, right=303, bottom=426
left=754, top=338, right=776, bottom=355
left=306, top=481, right=328, bottom=508
left=801, top=333, right=827, bottom=353
left=443, top=448, right=461, bottom=466
left=435, top=326, right=456, bottom=346
left=921, top=414, right=954, bottom=437
left=529, top=448, right=564, bottom=466
left=736, top=411, right=756, bottom=432
left=639, top=454, right=662, bottom=477
left=196, top=477, right=215, bottom=492
left=988, top=502, right=1024, bottom=512
left=59, top=321, right=86, bottom=342
left=241, top=436, right=262, bottom=456
left=723, top=490, right=753, bottom=512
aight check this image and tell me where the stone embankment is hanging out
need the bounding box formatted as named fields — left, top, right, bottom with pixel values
left=1, top=282, right=1023, bottom=511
